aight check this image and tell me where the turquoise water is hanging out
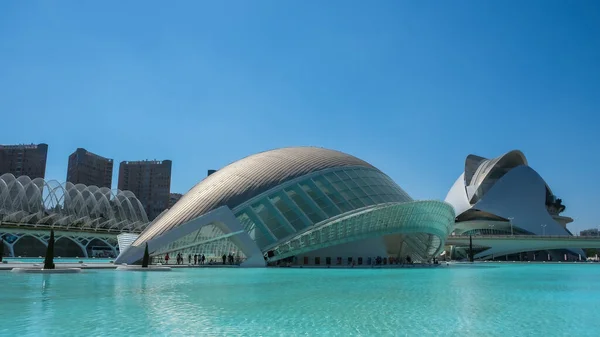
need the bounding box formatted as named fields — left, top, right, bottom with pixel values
left=3, top=257, right=113, bottom=264
left=1, top=264, right=599, bottom=336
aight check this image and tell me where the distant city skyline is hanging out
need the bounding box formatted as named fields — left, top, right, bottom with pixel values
left=1, top=1, right=598, bottom=232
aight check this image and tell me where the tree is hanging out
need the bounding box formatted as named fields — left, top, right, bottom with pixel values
left=142, top=243, right=150, bottom=268
left=43, top=229, right=55, bottom=270
left=469, top=235, right=474, bottom=262
left=0, top=238, right=4, bottom=262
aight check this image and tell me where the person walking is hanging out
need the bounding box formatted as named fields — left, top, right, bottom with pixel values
left=194, top=254, right=198, bottom=265
left=165, top=253, right=170, bottom=265
left=188, top=254, right=192, bottom=264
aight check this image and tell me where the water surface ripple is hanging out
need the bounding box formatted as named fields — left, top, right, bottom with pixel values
left=1, top=264, right=599, bottom=336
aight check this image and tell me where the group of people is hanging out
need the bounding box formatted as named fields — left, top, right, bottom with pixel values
left=163, top=253, right=207, bottom=265
left=161, top=252, right=242, bottom=265
left=221, top=253, right=237, bottom=265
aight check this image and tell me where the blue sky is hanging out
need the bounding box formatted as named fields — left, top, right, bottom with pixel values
left=1, top=1, right=598, bottom=232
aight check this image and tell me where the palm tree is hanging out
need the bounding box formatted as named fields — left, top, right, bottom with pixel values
left=43, top=230, right=55, bottom=270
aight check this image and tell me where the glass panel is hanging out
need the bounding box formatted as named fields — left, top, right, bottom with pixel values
left=251, top=202, right=290, bottom=241
left=336, top=171, right=351, bottom=180
left=331, top=180, right=349, bottom=194
left=361, top=185, right=376, bottom=195
left=350, top=187, right=367, bottom=198
left=348, top=198, right=364, bottom=209
left=355, top=177, right=370, bottom=187
left=370, top=194, right=385, bottom=204
left=237, top=211, right=271, bottom=249
left=236, top=212, right=255, bottom=232
left=346, top=170, right=359, bottom=179
left=360, top=196, right=375, bottom=206
left=339, top=189, right=358, bottom=203
left=269, top=194, right=306, bottom=231
left=285, top=188, right=323, bottom=224
left=344, top=179, right=358, bottom=189
left=324, top=172, right=340, bottom=183
left=313, top=176, right=353, bottom=213
left=299, top=182, right=339, bottom=218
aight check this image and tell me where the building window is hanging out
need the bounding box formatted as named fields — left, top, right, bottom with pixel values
left=251, top=201, right=291, bottom=240
left=284, top=187, right=324, bottom=224
left=269, top=194, right=306, bottom=231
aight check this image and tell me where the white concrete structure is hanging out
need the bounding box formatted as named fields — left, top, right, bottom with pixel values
left=445, top=150, right=582, bottom=259
left=116, top=147, right=455, bottom=267
left=117, top=233, right=140, bottom=254
left=0, top=227, right=120, bottom=258
left=0, top=173, right=148, bottom=232
left=446, top=235, right=600, bottom=259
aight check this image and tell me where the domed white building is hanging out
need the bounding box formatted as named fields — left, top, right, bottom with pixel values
left=116, top=147, right=455, bottom=267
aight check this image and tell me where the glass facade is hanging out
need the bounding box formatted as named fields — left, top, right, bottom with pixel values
left=267, top=200, right=454, bottom=263
left=152, top=223, right=242, bottom=262
left=232, top=167, right=413, bottom=251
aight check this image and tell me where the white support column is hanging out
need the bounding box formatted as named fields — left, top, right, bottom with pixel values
left=115, top=206, right=265, bottom=267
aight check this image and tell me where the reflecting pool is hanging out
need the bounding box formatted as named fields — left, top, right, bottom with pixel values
left=1, top=264, right=599, bottom=336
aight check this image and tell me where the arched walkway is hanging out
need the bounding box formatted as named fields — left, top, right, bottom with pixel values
left=55, top=237, right=86, bottom=257
left=2, top=239, right=10, bottom=257
left=86, top=238, right=116, bottom=258
left=13, top=236, right=46, bottom=257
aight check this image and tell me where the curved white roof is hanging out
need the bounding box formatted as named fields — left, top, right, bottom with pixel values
left=135, top=147, right=380, bottom=243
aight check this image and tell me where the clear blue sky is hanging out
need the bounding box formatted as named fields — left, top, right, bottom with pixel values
left=1, top=1, right=598, bottom=232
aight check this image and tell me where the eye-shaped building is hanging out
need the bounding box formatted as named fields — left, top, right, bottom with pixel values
left=115, top=147, right=455, bottom=266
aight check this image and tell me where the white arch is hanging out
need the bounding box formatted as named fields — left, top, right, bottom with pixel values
left=55, top=235, right=87, bottom=257
left=115, top=206, right=265, bottom=267
left=0, top=174, right=150, bottom=232
left=85, top=237, right=117, bottom=257
left=13, top=234, right=48, bottom=248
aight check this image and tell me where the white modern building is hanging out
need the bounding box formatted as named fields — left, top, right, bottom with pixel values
left=445, top=150, right=583, bottom=260
left=115, top=147, right=456, bottom=267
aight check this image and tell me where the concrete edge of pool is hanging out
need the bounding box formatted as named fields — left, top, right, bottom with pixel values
left=1, top=260, right=597, bottom=271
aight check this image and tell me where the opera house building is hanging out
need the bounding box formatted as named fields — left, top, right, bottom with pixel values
left=444, top=150, right=583, bottom=261
left=115, top=147, right=456, bottom=267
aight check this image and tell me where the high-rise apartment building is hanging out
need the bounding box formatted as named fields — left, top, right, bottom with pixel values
left=118, top=160, right=172, bottom=220
left=0, top=143, right=49, bottom=179
left=66, top=148, right=113, bottom=188
left=168, top=193, right=183, bottom=208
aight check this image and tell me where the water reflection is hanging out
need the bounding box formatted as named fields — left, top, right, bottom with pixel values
left=3, top=266, right=600, bottom=336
